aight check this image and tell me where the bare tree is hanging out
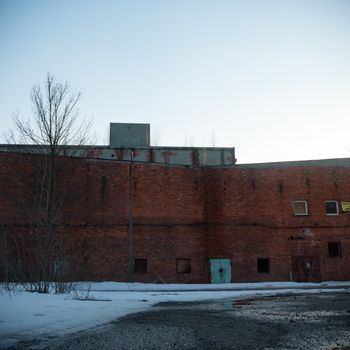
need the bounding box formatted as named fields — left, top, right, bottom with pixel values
left=13, top=73, right=91, bottom=150
left=3, top=73, right=92, bottom=293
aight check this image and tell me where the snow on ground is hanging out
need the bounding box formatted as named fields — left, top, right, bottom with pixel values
left=80, top=280, right=350, bottom=291
left=0, top=281, right=349, bottom=347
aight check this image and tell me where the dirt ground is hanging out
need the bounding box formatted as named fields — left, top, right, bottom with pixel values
left=6, top=291, right=350, bottom=350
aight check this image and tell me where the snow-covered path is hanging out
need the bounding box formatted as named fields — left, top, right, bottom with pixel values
left=1, top=281, right=349, bottom=348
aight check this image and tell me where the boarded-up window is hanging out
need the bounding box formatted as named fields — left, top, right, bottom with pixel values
left=176, top=258, right=191, bottom=273
left=293, top=201, right=308, bottom=216
left=325, top=201, right=339, bottom=215
left=328, top=242, right=342, bottom=257
left=134, top=259, right=147, bottom=273
left=257, top=258, right=270, bottom=273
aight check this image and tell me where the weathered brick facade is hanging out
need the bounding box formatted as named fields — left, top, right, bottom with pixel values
left=1, top=151, right=350, bottom=283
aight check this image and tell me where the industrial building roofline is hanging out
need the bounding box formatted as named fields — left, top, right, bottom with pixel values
left=0, top=123, right=236, bottom=167
left=237, top=157, right=350, bottom=168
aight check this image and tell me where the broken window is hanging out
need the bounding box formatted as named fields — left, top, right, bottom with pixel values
left=257, top=258, right=270, bottom=273
left=53, top=257, right=69, bottom=277
left=325, top=201, right=339, bottom=215
left=293, top=200, right=308, bottom=216
left=176, top=258, right=191, bottom=273
left=134, top=259, right=147, bottom=273
left=328, top=242, right=342, bottom=257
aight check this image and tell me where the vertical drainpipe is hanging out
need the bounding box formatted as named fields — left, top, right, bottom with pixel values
left=128, top=149, right=134, bottom=282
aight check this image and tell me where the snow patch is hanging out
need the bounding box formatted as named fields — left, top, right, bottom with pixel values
left=0, top=281, right=349, bottom=347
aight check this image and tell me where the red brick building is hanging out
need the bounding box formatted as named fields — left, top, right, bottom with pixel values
left=0, top=124, right=349, bottom=283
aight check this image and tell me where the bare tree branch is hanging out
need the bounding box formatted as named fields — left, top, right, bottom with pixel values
left=3, top=73, right=93, bottom=293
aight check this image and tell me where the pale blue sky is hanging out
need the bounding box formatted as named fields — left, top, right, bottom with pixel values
left=1, top=0, right=350, bottom=163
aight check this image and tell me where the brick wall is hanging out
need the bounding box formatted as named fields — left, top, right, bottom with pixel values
left=205, top=166, right=350, bottom=282
left=1, top=151, right=350, bottom=283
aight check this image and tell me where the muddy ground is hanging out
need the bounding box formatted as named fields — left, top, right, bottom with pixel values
left=6, top=291, right=350, bottom=350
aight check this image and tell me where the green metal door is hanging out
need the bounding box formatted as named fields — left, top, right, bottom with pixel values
left=210, top=259, right=232, bottom=283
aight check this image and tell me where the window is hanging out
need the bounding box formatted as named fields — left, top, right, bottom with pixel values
left=134, top=259, right=147, bottom=273
left=293, top=200, right=308, bottom=216
left=325, top=201, right=339, bottom=215
left=53, top=258, right=69, bottom=277
left=257, top=258, right=270, bottom=273
left=176, top=258, right=191, bottom=273
left=8, top=258, right=23, bottom=279
left=328, top=242, right=342, bottom=257
left=341, top=202, right=350, bottom=212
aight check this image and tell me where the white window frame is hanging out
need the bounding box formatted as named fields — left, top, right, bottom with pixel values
left=293, top=200, right=308, bottom=216
left=325, top=200, right=339, bottom=216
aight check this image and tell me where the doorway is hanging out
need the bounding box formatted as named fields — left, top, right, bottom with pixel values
left=210, top=259, right=232, bottom=283
left=292, top=256, right=321, bottom=282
